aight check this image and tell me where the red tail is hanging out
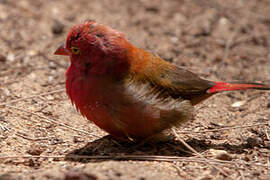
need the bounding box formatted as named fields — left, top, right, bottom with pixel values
left=207, top=81, right=270, bottom=94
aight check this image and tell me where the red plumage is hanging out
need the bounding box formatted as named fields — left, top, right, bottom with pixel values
left=55, top=20, right=270, bottom=141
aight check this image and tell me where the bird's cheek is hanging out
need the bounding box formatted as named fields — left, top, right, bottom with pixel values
left=70, top=56, right=81, bottom=67
left=71, top=56, right=91, bottom=70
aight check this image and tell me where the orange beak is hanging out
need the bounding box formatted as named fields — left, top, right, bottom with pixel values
left=54, top=42, right=70, bottom=56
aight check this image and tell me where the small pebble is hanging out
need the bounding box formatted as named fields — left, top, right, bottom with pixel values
left=48, top=76, right=54, bottom=82
left=27, top=49, right=38, bottom=56
left=219, top=17, right=229, bottom=25
left=52, top=20, right=64, bottom=35
left=264, top=141, right=270, bottom=149
left=209, top=149, right=233, bottom=161
left=49, top=61, right=57, bottom=69
left=246, top=137, right=263, bottom=148
left=0, top=54, right=6, bottom=62
left=231, top=100, right=246, bottom=108
left=170, top=37, right=178, bottom=44
left=7, top=53, right=15, bottom=62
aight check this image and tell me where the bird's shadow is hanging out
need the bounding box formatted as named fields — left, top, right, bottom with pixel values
left=65, top=135, right=251, bottom=163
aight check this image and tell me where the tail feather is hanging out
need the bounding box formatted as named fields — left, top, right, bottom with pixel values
left=207, top=81, right=270, bottom=94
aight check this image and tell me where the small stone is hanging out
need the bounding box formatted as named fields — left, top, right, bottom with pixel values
left=264, top=141, right=270, bottom=149
left=170, top=37, right=178, bottom=44
left=0, top=54, right=6, bottom=62
left=29, top=72, right=37, bottom=80
left=219, top=17, right=229, bottom=25
left=215, top=152, right=233, bottom=161
left=7, top=53, right=15, bottom=62
left=213, top=17, right=232, bottom=40
left=47, top=95, right=54, bottom=100
left=209, top=149, right=233, bottom=161
left=145, top=6, right=159, bottom=13
left=231, top=100, right=246, bottom=108
left=27, top=49, right=38, bottom=56
left=52, top=20, right=64, bottom=35
left=115, top=172, right=122, bottom=177
left=49, top=61, right=57, bottom=69
left=48, top=76, right=54, bottom=82
left=245, top=137, right=263, bottom=148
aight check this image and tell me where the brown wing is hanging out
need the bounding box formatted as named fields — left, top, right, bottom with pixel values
left=131, top=52, right=215, bottom=105
left=155, top=66, right=216, bottom=105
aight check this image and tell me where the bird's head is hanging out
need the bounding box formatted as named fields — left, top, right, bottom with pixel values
left=55, top=20, right=131, bottom=76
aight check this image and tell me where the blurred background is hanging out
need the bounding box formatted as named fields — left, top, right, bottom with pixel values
left=0, top=0, right=270, bottom=179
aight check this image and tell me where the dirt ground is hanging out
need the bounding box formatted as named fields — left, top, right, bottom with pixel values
left=0, top=0, right=270, bottom=179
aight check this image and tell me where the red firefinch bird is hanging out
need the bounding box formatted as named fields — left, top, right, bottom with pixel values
left=55, top=20, right=269, bottom=141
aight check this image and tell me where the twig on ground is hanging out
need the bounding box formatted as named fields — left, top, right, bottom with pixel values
left=5, top=105, right=100, bottom=138
left=178, top=122, right=269, bottom=134
left=0, top=155, right=269, bottom=168
left=0, top=124, right=10, bottom=132
left=0, top=80, right=19, bottom=87
left=0, top=89, right=65, bottom=107
left=239, top=170, right=245, bottom=180
left=172, top=128, right=200, bottom=156
left=222, top=29, right=238, bottom=63
left=172, top=128, right=231, bottom=177
left=167, top=143, right=194, bottom=156
left=15, top=132, right=56, bottom=141
left=265, top=128, right=270, bottom=141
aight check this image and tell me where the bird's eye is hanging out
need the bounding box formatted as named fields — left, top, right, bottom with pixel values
left=71, top=47, right=80, bottom=54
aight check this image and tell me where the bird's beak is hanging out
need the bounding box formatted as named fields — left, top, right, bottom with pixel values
left=54, top=42, right=70, bottom=56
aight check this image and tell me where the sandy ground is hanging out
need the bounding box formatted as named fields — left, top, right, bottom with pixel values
left=0, top=0, right=270, bottom=179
